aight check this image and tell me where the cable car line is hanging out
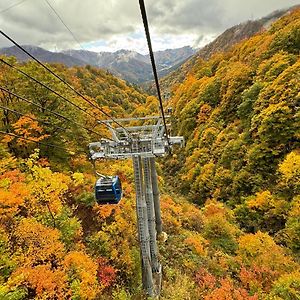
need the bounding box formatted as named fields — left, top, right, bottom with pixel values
left=0, top=58, right=91, bottom=115
left=0, top=58, right=114, bottom=135
left=138, top=0, right=170, bottom=148
left=0, top=86, right=108, bottom=140
left=0, top=30, right=131, bottom=135
left=44, top=0, right=85, bottom=51
left=0, top=105, right=68, bottom=133
left=0, top=130, right=83, bottom=154
left=0, top=2, right=185, bottom=296
left=0, top=0, right=30, bottom=14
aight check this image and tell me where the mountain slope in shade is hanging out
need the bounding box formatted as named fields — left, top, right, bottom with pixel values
left=0, top=45, right=195, bottom=84
left=194, top=5, right=300, bottom=61
left=148, top=46, right=195, bottom=69
left=159, top=5, right=300, bottom=96
left=63, top=47, right=195, bottom=83
left=0, top=45, right=87, bottom=67
left=63, top=49, right=154, bottom=83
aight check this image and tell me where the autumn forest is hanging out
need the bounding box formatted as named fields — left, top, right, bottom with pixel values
left=0, top=8, right=299, bottom=300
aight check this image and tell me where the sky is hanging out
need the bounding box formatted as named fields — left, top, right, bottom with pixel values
left=0, top=0, right=299, bottom=54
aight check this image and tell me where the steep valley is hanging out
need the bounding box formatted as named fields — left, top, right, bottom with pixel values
left=0, top=7, right=299, bottom=300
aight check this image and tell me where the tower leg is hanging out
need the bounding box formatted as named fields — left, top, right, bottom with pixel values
left=132, top=145, right=154, bottom=297
left=143, top=157, right=162, bottom=296
left=143, top=157, right=160, bottom=271
left=150, top=157, right=162, bottom=235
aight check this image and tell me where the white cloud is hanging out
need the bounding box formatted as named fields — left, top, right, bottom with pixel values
left=0, top=0, right=299, bottom=52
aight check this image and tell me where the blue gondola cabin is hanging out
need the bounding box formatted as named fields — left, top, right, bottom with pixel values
left=95, top=176, right=122, bottom=204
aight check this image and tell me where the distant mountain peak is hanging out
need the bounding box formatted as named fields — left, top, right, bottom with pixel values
left=0, top=45, right=195, bottom=84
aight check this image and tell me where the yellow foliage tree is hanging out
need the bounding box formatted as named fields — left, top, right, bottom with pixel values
left=64, top=251, right=101, bottom=299
left=279, top=151, right=300, bottom=197
left=14, top=218, right=64, bottom=266
left=10, top=265, right=67, bottom=300
left=237, top=231, right=295, bottom=274
left=4, top=115, right=48, bottom=146
left=28, top=165, right=71, bottom=215
left=0, top=170, right=29, bottom=221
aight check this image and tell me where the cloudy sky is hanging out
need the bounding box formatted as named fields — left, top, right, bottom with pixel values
left=0, top=0, right=299, bottom=53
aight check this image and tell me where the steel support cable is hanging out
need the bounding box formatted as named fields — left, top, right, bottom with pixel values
left=0, top=105, right=68, bottom=132
left=138, top=0, right=171, bottom=148
left=0, top=130, right=83, bottom=154
left=0, top=58, right=109, bottom=128
left=0, top=0, right=29, bottom=14
left=0, top=30, right=131, bottom=134
left=0, top=85, right=111, bottom=140
left=44, top=0, right=84, bottom=51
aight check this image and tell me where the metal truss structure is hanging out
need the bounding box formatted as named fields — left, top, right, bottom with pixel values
left=89, top=116, right=184, bottom=297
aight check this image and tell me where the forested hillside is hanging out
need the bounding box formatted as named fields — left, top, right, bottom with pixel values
left=0, top=8, right=299, bottom=300
left=169, top=9, right=299, bottom=208
left=0, top=59, right=146, bottom=160
left=164, top=9, right=300, bottom=297
left=0, top=46, right=195, bottom=84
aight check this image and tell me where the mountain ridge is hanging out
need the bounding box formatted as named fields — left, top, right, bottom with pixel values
left=158, top=4, right=300, bottom=96
left=0, top=45, right=195, bottom=84
left=1, top=5, right=298, bottom=87
left=0, top=45, right=87, bottom=67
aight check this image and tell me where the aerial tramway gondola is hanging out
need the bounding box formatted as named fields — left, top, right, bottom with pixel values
left=91, top=158, right=123, bottom=204
left=95, top=175, right=122, bottom=204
